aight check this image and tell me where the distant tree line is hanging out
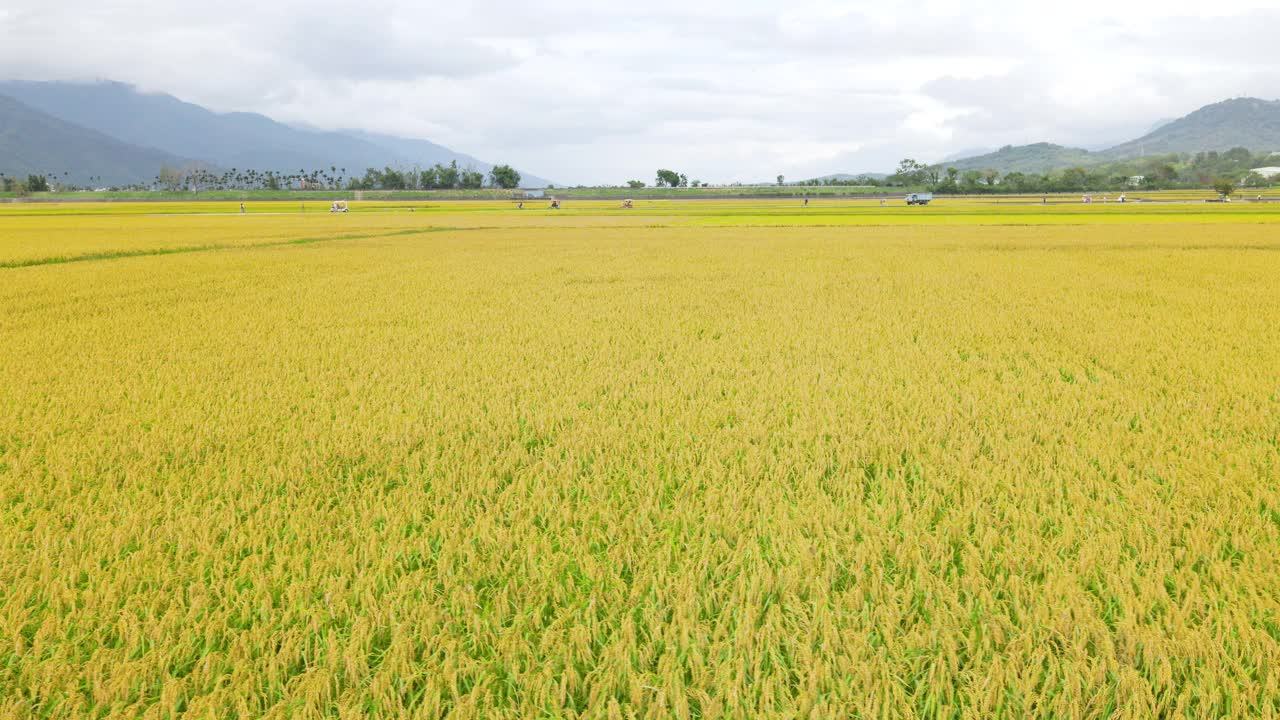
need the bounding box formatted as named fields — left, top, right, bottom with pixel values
left=347, top=161, right=522, bottom=190
left=1, top=161, right=524, bottom=194
left=869, top=147, right=1280, bottom=195
left=0, top=174, right=50, bottom=195
left=8, top=149, right=1279, bottom=196
left=151, top=162, right=522, bottom=193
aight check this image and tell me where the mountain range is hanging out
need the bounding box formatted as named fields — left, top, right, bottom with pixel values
left=0, top=94, right=190, bottom=185
left=938, top=98, right=1280, bottom=174
left=0, top=80, right=552, bottom=187
left=5, top=81, right=1280, bottom=187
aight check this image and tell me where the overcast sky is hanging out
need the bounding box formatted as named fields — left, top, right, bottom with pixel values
left=3, top=1, right=1279, bottom=184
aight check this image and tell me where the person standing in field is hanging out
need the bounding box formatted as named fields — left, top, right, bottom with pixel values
left=803, top=198, right=809, bottom=207
left=240, top=203, right=245, bottom=214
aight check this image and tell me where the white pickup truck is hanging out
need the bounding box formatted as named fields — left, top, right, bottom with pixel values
left=905, top=193, right=933, bottom=206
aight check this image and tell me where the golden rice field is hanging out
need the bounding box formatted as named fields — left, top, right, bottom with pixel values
left=1, top=200, right=1278, bottom=718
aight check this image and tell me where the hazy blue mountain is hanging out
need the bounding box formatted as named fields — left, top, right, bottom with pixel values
left=0, top=80, right=396, bottom=174
left=0, top=80, right=552, bottom=186
left=0, top=93, right=192, bottom=186
left=1101, top=97, right=1280, bottom=159
left=805, top=172, right=888, bottom=183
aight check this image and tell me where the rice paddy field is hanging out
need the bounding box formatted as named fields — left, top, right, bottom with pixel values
left=1, top=198, right=1278, bottom=718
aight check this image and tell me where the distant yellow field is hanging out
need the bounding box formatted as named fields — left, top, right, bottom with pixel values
left=1, top=202, right=1278, bottom=718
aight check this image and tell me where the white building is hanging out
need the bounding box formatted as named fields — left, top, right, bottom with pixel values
left=1248, top=167, right=1280, bottom=179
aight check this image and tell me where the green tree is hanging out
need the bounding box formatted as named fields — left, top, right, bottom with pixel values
left=626, top=180, right=645, bottom=189
left=1059, top=167, right=1089, bottom=192
left=1001, top=172, right=1027, bottom=192
left=420, top=167, right=440, bottom=190
left=352, top=168, right=382, bottom=190
left=381, top=167, right=408, bottom=190
left=1213, top=178, right=1237, bottom=197
left=488, top=165, right=521, bottom=189
left=777, top=175, right=785, bottom=186
left=934, top=169, right=959, bottom=194
left=891, top=159, right=925, bottom=186
left=26, top=174, right=50, bottom=192
left=437, top=161, right=460, bottom=189
left=1223, top=147, right=1251, bottom=164
left=460, top=167, right=484, bottom=189
left=1241, top=172, right=1267, bottom=188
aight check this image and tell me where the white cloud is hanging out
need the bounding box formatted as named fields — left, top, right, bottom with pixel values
left=2, top=0, right=1279, bottom=183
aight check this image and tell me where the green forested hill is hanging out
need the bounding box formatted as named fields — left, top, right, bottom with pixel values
left=938, top=98, right=1280, bottom=175
left=941, top=143, right=1098, bottom=173
left=1102, top=98, right=1280, bottom=159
